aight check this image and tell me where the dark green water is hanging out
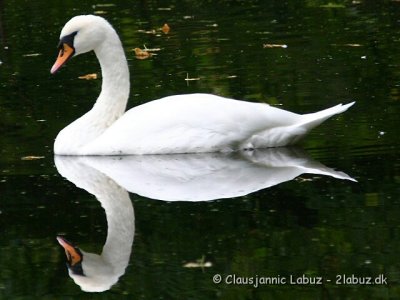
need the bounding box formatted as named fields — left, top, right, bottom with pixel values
left=1, top=0, right=399, bottom=299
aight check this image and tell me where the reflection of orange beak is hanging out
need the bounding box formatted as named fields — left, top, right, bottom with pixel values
left=56, top=236, right=82, bottom=266
left=51, top=43, right=75, bottom=74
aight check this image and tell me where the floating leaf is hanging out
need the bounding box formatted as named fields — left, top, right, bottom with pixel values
left=142, top=45, right=161, bottom=52
left=331, top=43, right=362, bottom=47
left=161, top=23, right=170, bottom=34
left=263, top=44, right=287, bottom=49
left=137, top=29, right=157, bottom=35
left=21, top=156, right=45, bottom=161
left=185, top=73, right=201, bottom=82
left=183, top=261, right=213, bottom=268
left=78, top=73, right=98, bottom=80
left=95, top=3, right=116, bottom=7
left=23, top=53, right=42, bottom=57
left=139, top=23, right=171, bottom=35
left=134, top=48, right=152, bottom=59
left=320, top=3, right=346, bottom=8
left=157, top=7, right=172, bottom=11
left=183, top=256, right=213, bottom=268
left=344, top=43, right=362, bottom=47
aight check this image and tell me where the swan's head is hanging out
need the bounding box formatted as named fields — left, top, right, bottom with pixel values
left=51, top=15, right=112, bottom=74
left=57, top=236, right=122, bottom=293
left=57, top=236, right=84, bottom=276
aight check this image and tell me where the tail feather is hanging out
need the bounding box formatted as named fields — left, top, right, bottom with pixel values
left=300, top=101, right=355, bottom=131
left=241, top=102, right=355, bottom=148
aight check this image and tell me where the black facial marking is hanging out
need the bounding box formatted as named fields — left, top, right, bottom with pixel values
left=65, top=246, right=85, bottom=276
left=57, top=31, right=78, bottom=49
left=67, top=261, right=85, bottom=276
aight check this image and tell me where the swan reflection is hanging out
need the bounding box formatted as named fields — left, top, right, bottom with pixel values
left=56, top=148, right=354, bottom=202
left=55, top=157, right=134, bottom=292
left=54, top=148, right=354, bottom=292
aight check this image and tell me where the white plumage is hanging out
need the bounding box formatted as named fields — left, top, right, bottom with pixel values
left=51, top=15, right=354, bottom=155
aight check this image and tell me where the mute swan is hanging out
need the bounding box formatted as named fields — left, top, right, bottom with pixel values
left=51, top=15, right=355, bottom=155
left=56, top=158, right=135, bottom=292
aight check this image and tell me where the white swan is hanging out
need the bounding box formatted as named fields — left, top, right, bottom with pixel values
left=55, top=158, right=135, bottom=292
left=51, top=15, right=355, bottom=155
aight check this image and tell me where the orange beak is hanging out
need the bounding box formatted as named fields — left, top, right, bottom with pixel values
left=51, top=43, right=75, bottom=74
left=56, top=236, right=82, bottom=266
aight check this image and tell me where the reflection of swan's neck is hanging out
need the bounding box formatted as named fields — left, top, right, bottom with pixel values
left=75, top=176, right=135, bottom=293
left=91, top=29, right=130, bottom=122
left=96, top=181, right=134, bottom=273
left=77, top=173, right=134, bottom=292
left=55, top=157, right=135, bottom=292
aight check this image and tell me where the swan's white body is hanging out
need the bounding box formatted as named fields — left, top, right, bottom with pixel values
left=52, top=15, right=354, bottom=155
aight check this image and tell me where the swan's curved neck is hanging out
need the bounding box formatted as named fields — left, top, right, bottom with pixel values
left=54, top=28, right=131, bottom=155
left=93, top=30, right=130, bottom=116
left=95, top=180, right=134, bottom=270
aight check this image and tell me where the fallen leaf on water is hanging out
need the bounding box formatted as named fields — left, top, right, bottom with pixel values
left=185, top=73, right=201, bottom=81
left=138, top=23, right=171, bottom=35
left=95, top=3, right=116, bottom=8
left=142, top=45, right=161, bottom=52
left=331, top=43, right=362, bottom=47
left=78, top=73, right=98, bottom=80
left=94, top=10, right=107, bottom=15
left=263, top=44, right=287, bottom=49
left=320, top=3, right=346, bottom=8
left=23, top=53, right=42, bottom=57
left=183, top=256, right=213, bottom=268
left=21, top=156, right=45, bottom=161
left=345, top=43, right=362, bottom=47
left=134, top=48, right=152, bottom=59
left=161, top=23, right=170, bottom=34
left=137, top=29, right=157, bottom=35
left=183, top=261, right=213, bottom=268
left=157, top=7, right=172, bottom=11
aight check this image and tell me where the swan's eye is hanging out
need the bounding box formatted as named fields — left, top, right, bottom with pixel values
left=59, top=45, right=65, bottom=57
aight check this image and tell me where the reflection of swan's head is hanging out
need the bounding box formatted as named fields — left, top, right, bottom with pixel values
left=57, top=237, right=84, bottom=275
left=51, top=15, right=112, bottom=73
left=57, top=236, right=118, bottom=293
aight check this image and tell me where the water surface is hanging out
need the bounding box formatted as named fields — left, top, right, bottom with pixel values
left=0, top=0, right=399, bottom=299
